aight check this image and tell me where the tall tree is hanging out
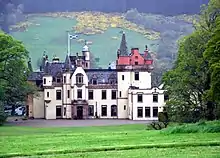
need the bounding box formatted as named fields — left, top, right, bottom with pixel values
left=162, top=0, right=220, bottom=122
left=0, top=31, right=37, bottom=117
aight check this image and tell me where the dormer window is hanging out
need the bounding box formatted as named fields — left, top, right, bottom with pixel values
left=56, top=78, right=61, bottom=83
left=92, top=79, right=97, bottom=85
left=76, top=73, right=84, bottom=84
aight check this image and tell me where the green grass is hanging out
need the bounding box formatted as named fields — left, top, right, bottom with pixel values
left=1, top=123, right=220, bottom=157
left=29, top=147, right=220, bottom=158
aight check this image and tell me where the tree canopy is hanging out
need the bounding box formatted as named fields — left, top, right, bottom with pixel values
left=0, top=31, right=37, bottom=118
left=163, top=0, right=220, bottom=122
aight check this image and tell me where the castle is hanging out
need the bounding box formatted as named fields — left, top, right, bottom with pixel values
left=27, top=33, right=165, bottom=120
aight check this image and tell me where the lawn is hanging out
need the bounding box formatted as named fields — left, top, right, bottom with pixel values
left=1, top=124, right=220, bottom=158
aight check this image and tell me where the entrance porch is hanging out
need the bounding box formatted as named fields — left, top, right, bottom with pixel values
left=72, top=100, right=88, bottom=119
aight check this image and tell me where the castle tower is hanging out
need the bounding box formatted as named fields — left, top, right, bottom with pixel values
left=62, top=54, right=73, bottom=119
left=116, top=46, right=153, bottom=119
left=82, top=42, right=90, bottom=69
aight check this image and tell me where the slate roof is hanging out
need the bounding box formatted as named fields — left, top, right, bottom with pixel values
left=85, top=69, right=117, bottom=84
left=46, top=63, right=65, bottom=77
left=28, top=72, right=43, bottom=81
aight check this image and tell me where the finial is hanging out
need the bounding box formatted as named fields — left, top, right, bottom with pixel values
left=145, top=45, right=148, bottom=50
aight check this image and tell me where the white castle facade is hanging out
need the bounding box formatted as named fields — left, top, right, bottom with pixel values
left=27, top=35, right=165, bottom=120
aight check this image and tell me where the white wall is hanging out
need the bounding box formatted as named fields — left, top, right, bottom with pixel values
left=45, top=87, right=63, bottom=119
left=88, top=89, right=117, bottom=118
left=117, top=71, right=130, bottom=119
left=129, top=88, right=165, bottom=120
left=33, top=92, right=45, bottom=118
left=130, top=71, right=151, bottom=89
left=43, top=75, right=53, bottom=86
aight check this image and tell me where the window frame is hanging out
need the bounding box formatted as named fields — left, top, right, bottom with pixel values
left=111, top=90, right=117, bottom=100
left=145, top=107, right=151, bottom=117
left=137, top=94, right=143, bottom=102
left=88, top=105, right=94, bottom=116
left=101, top=90, right=107, bottom=100
left=137, top=107, right=143, bottom=118
left=111, top=105, right=117, bottom=117
left=101, top=105, right=107, bottom=116
left=153, top=107, right=158, bottom=117
left=88, top=90, right=94, bottom=100
left=56, top=90, right=62, bottom=100
left=77, top=89, right=82, bottom=99
left=134, top=72, right=139, bottom=80
left=153, top=94, right=158, bottom=103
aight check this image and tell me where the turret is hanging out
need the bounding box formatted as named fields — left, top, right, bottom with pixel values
left=82, top=43, right=90, bottom=69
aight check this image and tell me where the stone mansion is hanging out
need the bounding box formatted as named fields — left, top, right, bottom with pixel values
left=27, top=34, right=165, bottom=120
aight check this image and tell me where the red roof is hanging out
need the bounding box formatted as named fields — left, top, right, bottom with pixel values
left=117, top=48, right=153, bottom=65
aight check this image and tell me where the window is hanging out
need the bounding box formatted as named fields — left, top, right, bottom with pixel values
left=153, top=107, right=158, bottom=117
left=153, top=94, right=158, bottom=102
left=56, top=90, right=61, bottom=100
left=102, top=90, right=107, bottom=100
left=122, top=75, right=124, bottom=80
left=111, top=90, right=116, bottom=100
left=135, top=72, right=139, bottom=80
left=63, top=76, right=66, bottom=83
left=119, top=91, right=122, bottom=97
left=67, top=90, right=70, bottom=98
left=135, top=61, right=138, bottom=65
left=88, top=90, right=93, bottom=100
left=124, top=105, right=126, bottom=110
left=56, top=106, right=62, bottom=117
left=77, top=89, right=82, bottom=99
left=88, top=105, right=94, bottom=116
left=101, top=105, right=107, bottom=116
left=63, top=107, right=66, bottom=116
left=56, top=78, right=61, bottom=83
left=137, top=107, right=143, bottom=118
left=47, top=92, right=49, bottom=98
left=92, top=79, right=97, bottom=85
left=164, top=94, right=169, bottom=101
left=135, top=56, right=138, bottom=59
left=111, top=105, right=117, bottom=117
left=145, top=107, right=150, bottom=117
left=76, top=73, right=84, bottom=84
left=43, top=78, right=46, bottom=84
left=137, top=94, right=143, bottom=102
left=85, top=62, right=88, bottom=68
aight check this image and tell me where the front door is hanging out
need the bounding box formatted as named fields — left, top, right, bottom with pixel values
left=56, top=106, right=62, bottom=118
left=77, top=106, right=83, bottom=119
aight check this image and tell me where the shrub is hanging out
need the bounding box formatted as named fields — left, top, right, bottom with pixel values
left=163, top=121, right=220, bottom=134
left=0, top=104, right=7, bottom=126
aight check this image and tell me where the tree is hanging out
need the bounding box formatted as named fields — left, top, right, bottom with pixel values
left=0, top=31, right=37, bottom=117
left=162, top=0, right=220, bottom=122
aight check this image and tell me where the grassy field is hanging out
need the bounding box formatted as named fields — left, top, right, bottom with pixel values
left=1, top=123, right=220, bottom=158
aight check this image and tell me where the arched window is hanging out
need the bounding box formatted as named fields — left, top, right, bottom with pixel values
left=76, top=73, right=84, bottom=84
left=111, top=105, right=117, bottom=117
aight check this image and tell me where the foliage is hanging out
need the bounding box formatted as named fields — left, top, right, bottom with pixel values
left=162, top=0, right=220, bottom=122
left=163, top=120, right=220, bottom=134
left=0, top=32, right=38, bottom=117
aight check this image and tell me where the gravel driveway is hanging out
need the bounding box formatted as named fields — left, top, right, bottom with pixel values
left=6, top=118, right=154, bottom=127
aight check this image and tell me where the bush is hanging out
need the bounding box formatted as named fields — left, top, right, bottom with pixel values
left=0, top=104, right=7, bottom=126
left=163, top=121, right=220, bottom=134
left=0, top=112, right=7, bottom=126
